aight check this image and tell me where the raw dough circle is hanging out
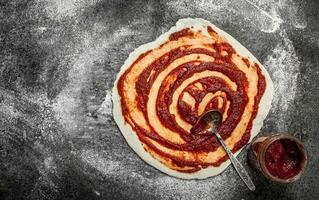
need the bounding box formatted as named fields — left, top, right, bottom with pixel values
left=112, top=18, right=273, bottom=179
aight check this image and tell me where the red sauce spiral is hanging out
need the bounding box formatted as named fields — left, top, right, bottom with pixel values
left=117, top=27, right=266, bottom=172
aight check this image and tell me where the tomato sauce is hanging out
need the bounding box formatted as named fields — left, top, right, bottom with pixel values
left=117, top=27, right=267, bottom=171
left=265, top=139, right=303, bottom=179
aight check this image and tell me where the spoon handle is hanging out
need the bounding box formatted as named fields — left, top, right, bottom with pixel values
left=211, top=128, right=256, bottom=191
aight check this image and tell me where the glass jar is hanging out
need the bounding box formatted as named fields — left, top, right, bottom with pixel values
left=248, top=134, right=308, bottom=183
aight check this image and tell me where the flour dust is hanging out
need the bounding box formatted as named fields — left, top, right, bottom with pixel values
left=38, top=0, right=305, bottom=197
left=264, top=30, right=300, bottom=132
left=89, top=0, right=304, bottom=197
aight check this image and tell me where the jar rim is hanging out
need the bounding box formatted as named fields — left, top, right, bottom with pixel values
left=257, top=133, right=308, bottom=183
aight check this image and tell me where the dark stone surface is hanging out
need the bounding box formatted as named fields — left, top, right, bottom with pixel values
left=0, top=0, right=318, bottom=199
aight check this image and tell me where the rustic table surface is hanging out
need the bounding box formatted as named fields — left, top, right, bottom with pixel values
left=1, top=0, right=318, bottom=199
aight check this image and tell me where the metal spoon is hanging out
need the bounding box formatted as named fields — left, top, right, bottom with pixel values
left=195, top=110, right=256, bottom=191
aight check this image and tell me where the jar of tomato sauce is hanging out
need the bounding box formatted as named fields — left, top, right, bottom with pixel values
left=248, top=134, right=308, bottom=183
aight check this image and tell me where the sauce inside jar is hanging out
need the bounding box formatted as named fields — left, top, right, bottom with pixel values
left=265, top=139, right=303, bottom=179
left=248, top=134, right=307, bottom=183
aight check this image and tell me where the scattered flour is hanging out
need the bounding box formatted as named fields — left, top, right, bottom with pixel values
left=80, top=149, right=122, bottom=176
left=39, top=0, right=101, bottom=20
left=44, top=156, right=57, bottom=171
left=279, top=0, right=307, bottom=29
left=52, top=24, right=140, bottom=134
left=93, top=190, right=100, bottom=196
left=97, top=89, right=112, bottom=116
left=264, top=30, right=300, bottom=131
left=34, top=0, right=305, bottom=196
left=236, top=0, right=282, bottom=33
left=80, top=149, right=237, bottom=199
left=166, top=0, right=282, bottom=33
left=0, top=103, right=20, bottom=119
left=86, top=0, right=304, bottom=196
left=166, top=0, right=306, bottom=33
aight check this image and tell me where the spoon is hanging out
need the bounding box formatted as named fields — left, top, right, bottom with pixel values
left=195, top=110, right=256, bottom=191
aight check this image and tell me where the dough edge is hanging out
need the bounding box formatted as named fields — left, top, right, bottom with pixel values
left=112, top=18, right=274, bottom=179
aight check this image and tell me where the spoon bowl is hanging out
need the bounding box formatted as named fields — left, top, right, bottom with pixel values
left=195, top=110, right=256, bottom=191
left=199, top=110, right=222, bottom=129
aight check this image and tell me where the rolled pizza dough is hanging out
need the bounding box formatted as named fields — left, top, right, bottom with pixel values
left=112, top=18, right=273, bottom=179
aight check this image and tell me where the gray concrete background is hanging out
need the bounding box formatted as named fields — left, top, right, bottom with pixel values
left=0, top=0, right=318, bottom=199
